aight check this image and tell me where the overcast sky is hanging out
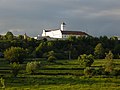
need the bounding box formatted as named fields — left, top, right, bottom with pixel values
left=0, top=0, right=120, bottom=37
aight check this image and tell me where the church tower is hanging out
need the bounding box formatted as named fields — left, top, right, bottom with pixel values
left=61, top=22, right=66, bottom=31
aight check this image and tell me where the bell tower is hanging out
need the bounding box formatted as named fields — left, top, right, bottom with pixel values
left=61, top=22, right=66, bottom=31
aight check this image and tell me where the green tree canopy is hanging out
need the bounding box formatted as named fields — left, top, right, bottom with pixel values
left=35, top=42, right=48, bottom=57
left=105, top=51, right=114, bottom=74
left=11, top=62, right=21, bottom=77
left=94, top=43, right=105, bottom=59
left=78, top=54, right=94, bottom=67
left=5, top=31, right=14, bottom=40
left=26, top=61, right=40, bottom=74
left=4, top=47, right=27, bottom=63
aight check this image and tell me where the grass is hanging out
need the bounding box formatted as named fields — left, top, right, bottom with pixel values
left=4, top=76, right=120, bottom=90
left=0, top=58, right=120, bottom=89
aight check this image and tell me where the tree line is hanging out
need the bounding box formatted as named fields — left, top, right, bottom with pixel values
left=0, top=31, right=120, bottom=61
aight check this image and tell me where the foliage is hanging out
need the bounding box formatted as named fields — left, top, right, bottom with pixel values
left=1, top=32, right=120, bottom=60
left=84, top=67, right=92, bottom=76
left=47, top=51, right=56, bottom=57
left=94, top=43, right=105, bottom=59
left=114, top=44, right=120, bottom=55
left=104, top=51, right=114, bottom=75
left=0, top=77, right=5, bottom=88
left=26, top=61, right=40, bottom=74
left=11, top=62, right=21, bottom=77
left=105, top=51, right=114, bottom=60
left=35, top=42, right=48, bottom=58
left=44, top=51, right=57, bottom=62
left=92, top=67, right=103, bottom=75
left=4, top=47, right=27, bottom=63
left=78, top=54, right=94, bottom=67
left=48, top=56, right=56, bottom=62
left=5, top=31, right=14, bottom=40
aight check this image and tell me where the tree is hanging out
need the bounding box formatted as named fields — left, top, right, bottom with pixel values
left=104, top=51, right=114, bottom=74
left=11, top=62, right=21, bottom=77
left=5, top=31, right=14, bottom=40
left=114, top=44, right=120, bottom=55
left=68, top=36, right=77, bottom=42
left=105, top=51, right=114, bottom=60
left=48, top=56, right=56, bottom=62
left=26, top=61, right=40, bottom=74
left=17, top=35, right=24, bottom=40
left=4, top=47, right=27, bottom=63
left=94, top=43, right=105, bottom=59
left=35, top=42, right=48, bottom=57
left=43, top=51, right=57, bottom=62
left=78, top=54, right=94, bottom=67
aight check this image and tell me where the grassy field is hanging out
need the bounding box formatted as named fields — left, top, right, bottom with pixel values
left=0, top=58, right=120, bottom=90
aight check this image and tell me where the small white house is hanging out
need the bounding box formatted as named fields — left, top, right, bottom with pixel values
left=42, top=22, right=88, bottom=39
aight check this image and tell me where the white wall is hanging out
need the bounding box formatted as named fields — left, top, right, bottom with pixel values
left=42, top=29, right=62, bottom=38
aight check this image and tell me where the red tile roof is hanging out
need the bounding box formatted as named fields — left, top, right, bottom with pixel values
left=61, top=31, right=88, bottom=35
left=44, top=29, right=88, bottom=35
left=44, top=29, right=59, bottom=32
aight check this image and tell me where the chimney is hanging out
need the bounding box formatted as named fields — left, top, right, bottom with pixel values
left=61, top=22, right=66, bottom=31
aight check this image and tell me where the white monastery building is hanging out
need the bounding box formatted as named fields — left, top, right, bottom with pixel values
left=41, top=22, right=88, bottom=39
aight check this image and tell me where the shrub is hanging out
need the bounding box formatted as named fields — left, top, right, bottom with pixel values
left=26, top=61, right=40, bottom=74
left=84, top=67, right=92, bottom=77
left=78, top=54, right=94, bottom=67
left=105, top=51, right=114, bottom=60
left=48, top=56, right=56, bottom=62
left=105, top=60, right=114, bottom=73
left=104, top=51, right=114, bottom=75
left=0, top=77, right=5, bottom=88
left=92, top=67, right=103, bottom=75
left=111, top=69, right=120, bottom=76
left=11, top=62, right=21, bottom=77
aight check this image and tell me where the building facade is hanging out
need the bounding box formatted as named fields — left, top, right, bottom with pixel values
left=41, top=22, right=88, bottom=39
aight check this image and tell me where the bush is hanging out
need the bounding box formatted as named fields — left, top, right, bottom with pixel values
left=111, top=69, right=120, bottom=76
left=105, top=51, right=114, bottom=60
left=0, top=77, right=5, bottom=88
left=104, top=51, right=114, bottom=75
left=78, top=54, right=94, bottom=67
left=11, top=62, right=21, bottom=77
left=84, top=67, right=92, bottom=77
left=48, top=56, right=56, bottom=62
left=92, top=67, right=103, bottom=75
left=26, top=61, right=40, bottom=74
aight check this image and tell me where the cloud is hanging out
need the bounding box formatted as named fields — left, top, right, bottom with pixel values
left=0, top=0, right=120, bottom=37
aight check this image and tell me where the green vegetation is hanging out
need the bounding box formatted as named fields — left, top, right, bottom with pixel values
left=104, top=51, right=115, bottom=75
left=26, top=61, right=40, bottom=74
left=0, top=31, right=120, bottom=60
left=10, top=62, right=21, bottom=77
left=0, top=58, right=119, bottom=89
left=78, top=54, right=94, bottom=67
left=4, top=47, right=27, bottom=63
left=0, top=32, right=120, bottom=89
left=94, top=43, right=105, bottom=59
